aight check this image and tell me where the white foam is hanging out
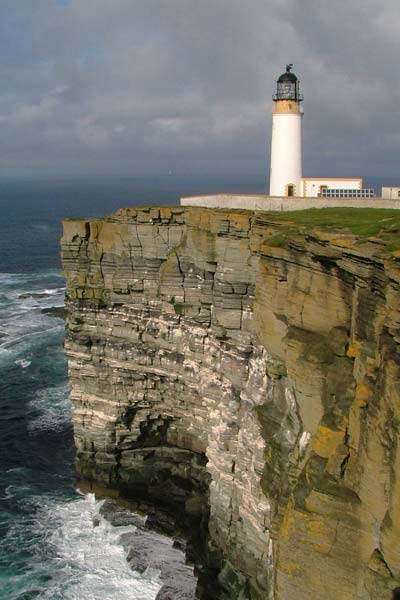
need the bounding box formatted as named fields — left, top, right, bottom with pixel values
left=29, top=493, right=161, bottom=600
left=0, top=310, right=64, bottom=369
left=2, top=483, right=32, bottom=502
left=40, top=286, right=66, bottom=295
left=0, top=272, right=65, bottom=306
left=0, top=272, right=65, bottom=365
left=28, top=383, right=71, bottom=433
left=14, top=358, right=31, bottom=369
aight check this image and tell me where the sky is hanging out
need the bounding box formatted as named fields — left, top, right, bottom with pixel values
left=0, top=0, right=399, bottom=178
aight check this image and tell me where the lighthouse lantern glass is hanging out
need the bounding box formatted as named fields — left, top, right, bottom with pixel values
left=273, top=80, right=302, bottom=101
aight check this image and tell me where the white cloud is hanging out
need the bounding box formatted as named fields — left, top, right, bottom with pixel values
left=0, top=0, right=399, bottom=176
left=75, top=115, right=109, bottom=148
left=13, top=96, right=58, bottom=124
left=0, top=94, right=59, bottom=125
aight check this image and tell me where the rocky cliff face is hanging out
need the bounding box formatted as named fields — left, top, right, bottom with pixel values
left=61, top=206, right=400, bottom=600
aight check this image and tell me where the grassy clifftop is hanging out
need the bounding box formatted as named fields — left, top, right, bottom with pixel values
left=65, top=205, right=400, bottom=249
left=251, top=207, right=400, bottom=253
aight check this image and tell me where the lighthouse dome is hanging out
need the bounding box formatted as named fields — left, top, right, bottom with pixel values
left=273, top=64, right=303, bottom=102
left=277, top=69, right=298, bottom=83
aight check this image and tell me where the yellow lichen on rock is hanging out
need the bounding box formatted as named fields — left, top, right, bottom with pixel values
left=347, top=340, right=362, bottom=358
left=355, top=381, right=373, bottom=406
left=312, top=425, right=344, bottom=459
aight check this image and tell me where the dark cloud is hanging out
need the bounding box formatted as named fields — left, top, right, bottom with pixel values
left=0, top=0, right=399, bottom=177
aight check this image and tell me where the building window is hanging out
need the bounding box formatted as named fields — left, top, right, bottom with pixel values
left=397, top=190, right=400, bottom=198
left=319, top=188, right=375, bottom=198
left=287, top=184, right=295, bottom=197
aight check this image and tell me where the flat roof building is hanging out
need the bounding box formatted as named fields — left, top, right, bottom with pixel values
left=382, top=187, right=400, bottom=200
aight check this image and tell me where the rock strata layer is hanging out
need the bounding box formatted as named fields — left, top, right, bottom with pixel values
left=62, top=206, right=400, bottom=600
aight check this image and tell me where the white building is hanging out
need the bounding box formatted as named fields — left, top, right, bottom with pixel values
left=382, top=187, right=400, bottom=200
left=301, top=177, right=373, bottom=198
left=269, top=66, right=375, bottom=199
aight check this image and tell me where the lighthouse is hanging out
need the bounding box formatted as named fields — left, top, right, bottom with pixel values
left=181, top=62, right=378, bottom=210
left=269, top=64, right=303, bottom=197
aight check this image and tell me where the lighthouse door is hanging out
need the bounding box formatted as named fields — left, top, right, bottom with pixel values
left=287, top=184, right=295, bottom=197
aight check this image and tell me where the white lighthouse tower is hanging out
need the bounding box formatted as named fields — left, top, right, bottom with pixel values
left=269, top=64, right=303, bottom=197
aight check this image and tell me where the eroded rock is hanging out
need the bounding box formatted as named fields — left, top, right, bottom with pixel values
left=62, top=206, right=400, bottom=599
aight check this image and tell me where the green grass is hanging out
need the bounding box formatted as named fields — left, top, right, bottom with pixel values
left=265, top=208, right=400, bottom=236
left=262, top=208, right=400, bottom=252
left=264, top=234, right=287, bottom=247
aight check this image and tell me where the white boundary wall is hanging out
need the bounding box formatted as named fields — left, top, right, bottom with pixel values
left=180, top=194, right=400, bottom=211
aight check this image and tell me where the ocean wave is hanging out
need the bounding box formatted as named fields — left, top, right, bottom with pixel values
left=0, top=269, right=64, bottom=283
left=14, top=358, right=31, bottom=369
left=0, top=323, right=63, bottom=354
left=28, top=383, right=71, bottom=433
left=39, top=287, right=66, bottom=295
left=42, top=494, right=161, bottom=599
left=2, top=289, right=65, bottom=307
left=16, top=287, right=66, bottom=300
left=0, top=493, right=161, bottom=600
left=0, top=271, right=66, bottom=365
left=1, top=483, right=33, bottom=502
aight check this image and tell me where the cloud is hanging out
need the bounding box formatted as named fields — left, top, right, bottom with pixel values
left=12, top=95, right=59, bottom=124
left=75, top=115, right=109, bottom=148
left=0, top=0, right=399, bottom=176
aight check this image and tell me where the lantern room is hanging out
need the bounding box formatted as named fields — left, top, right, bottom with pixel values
left=272, top=64, right=303, bottom=102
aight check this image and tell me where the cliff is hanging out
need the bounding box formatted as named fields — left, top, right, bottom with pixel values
left=61, top=206, right=400, bottom=600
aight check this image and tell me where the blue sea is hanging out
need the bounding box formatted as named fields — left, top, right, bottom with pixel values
left=0, top=175, right=268, bottom=600
left=0, top=174, right=394, bottom=599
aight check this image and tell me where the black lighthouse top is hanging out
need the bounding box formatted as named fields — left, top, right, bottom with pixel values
left=273, top=64, right=303, bottom=101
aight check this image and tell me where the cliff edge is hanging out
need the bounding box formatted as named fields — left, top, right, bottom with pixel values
left=61, top=206, right=400, bottom=599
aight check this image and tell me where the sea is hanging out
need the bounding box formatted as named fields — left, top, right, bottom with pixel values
left=0, top=174, right=395, bottom=599
left=0, top=175, right=269, bottom=600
